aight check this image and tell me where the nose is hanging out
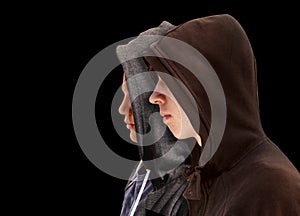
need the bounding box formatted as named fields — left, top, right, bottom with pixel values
left=118, top=97, right=132, bottom=116
left=149, top=91, right=165, bottom=104
left=149, top=78, right=167, bottom=104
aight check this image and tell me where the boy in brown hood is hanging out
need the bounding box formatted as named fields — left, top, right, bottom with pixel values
left=117, top=14, right=300, bottom=216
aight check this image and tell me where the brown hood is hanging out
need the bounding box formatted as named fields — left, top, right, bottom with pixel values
left=145, top=14, right=267, bottom=178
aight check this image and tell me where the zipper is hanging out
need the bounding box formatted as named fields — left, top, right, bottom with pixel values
left=184, top=182, right=209, bottom=216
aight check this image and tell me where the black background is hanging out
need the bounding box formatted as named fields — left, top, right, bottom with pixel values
left=23, top=1, right=299, bottom=215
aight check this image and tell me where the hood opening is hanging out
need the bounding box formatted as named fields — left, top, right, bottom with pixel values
left=144, top=14, right=266, bottom=178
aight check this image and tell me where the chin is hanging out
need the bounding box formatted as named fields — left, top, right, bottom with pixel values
left=172, top=132, right=181, bottom=139
left=130, top=132, right=137, bottom=143
left=169, top=128, right=181, bottom=139
left=173, top=131, right=191, bottom=140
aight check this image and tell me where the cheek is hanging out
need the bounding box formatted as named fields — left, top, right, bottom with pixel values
left=181, top=113, right=191, bottom=128
left=169, top=110, right=182, bottom=136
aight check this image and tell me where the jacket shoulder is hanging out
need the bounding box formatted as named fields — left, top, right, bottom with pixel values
left=223, top=142, right=300, bottom=215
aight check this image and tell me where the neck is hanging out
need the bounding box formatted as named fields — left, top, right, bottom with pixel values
left=194, top=133, right=202, bottom=147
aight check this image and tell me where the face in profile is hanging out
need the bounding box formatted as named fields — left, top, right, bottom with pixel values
left=149, top=76, right=200, bottom=143
left=118, top=75, right=137, bottom=142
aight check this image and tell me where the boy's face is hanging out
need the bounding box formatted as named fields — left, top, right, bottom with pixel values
left=118, top=75, right=137, bottom=142
left=149, top=75, right=199, bottom=140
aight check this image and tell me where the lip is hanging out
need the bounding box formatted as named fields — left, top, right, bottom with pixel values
left=161, top=114, right=171, bottom=123
left=160, top=112, right=168, bottom=117
left=125, top=122, right=135, bottom=130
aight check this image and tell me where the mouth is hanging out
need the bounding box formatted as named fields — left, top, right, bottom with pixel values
left=161, top=114, right=172, bottom=123
left=126, top=123, right=135, bottom=130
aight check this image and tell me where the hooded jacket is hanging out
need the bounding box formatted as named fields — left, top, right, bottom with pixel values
left=117, top=14, right=300, bottom=216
